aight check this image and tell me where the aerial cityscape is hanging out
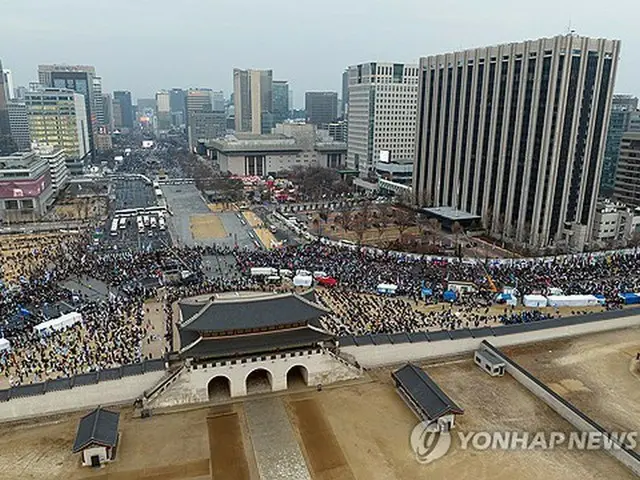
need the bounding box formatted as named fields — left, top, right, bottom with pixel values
left=1, top=3, right=640, bottom=480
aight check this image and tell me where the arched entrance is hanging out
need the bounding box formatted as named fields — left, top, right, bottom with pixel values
left=207, top=376, right=231, bottom=401
left=245, top=368, right=273, bottom=395
left=286, top=365, right=309, bottom=390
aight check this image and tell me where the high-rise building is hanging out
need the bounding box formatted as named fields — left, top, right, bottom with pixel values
left=0, top=59, right=11, bottom=150
left=186, top=89, right=225, bottom=150
left=113, top=91, right=133, bottom=129
left=305, top=91, right=338, bottom=125
left=92, top=77, right=104, bottom=126
left=7, top=101, right=31, bottom=151
left=613, top=132, right=640, bottom=208
left=2, top=69, right=14, bottom=100
left=25, top=88, right=90, bottom=164
left=272, top=80, right=290, bottom=124
left=38, top=65, right=97, bottom=157
left=341, top=70, right=349, bottom=118
left=600, top=95, right=638, bottom=196
left=346, top=62, right=419, bottom=177
left=210, top=91, right=225, bottom=112
left=233, top=68, right=273, bottom=134
left=102, top=94, right=114, bottom=131
left=169, top=88, right=186, bottom=127
left=156, top=90, right=171, bottom=131
left=413, top=35, right=620, bottom=250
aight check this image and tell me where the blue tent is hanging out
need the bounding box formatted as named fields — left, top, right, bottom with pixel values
left=619, top=293, right=640, bottom=305
left=421, top=287, right=433, bottom=298
left=443, top=290, right=457, bottom=302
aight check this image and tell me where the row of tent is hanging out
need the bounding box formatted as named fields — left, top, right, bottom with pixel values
left=522, top=294, right=605, bottom=308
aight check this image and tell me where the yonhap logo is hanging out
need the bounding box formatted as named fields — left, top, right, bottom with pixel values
left=410, top=421, right=452, bottom=464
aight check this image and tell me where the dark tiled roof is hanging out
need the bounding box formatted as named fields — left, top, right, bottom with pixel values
left=392, top=363, right=463, bottom=421
left=182, top=326, right=333, bottom=360
left=179, top=293, right=330, bottom=333
left=72, top=407, right=120, bottom=453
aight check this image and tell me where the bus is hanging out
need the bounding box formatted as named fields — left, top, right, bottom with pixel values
left=110, top=219, right=119, bottom=236
left=143, top=215, right=150, bottom=227
left=137, top=217, right=145, bottom=234
left=150, top=216, right=157, bottom=229
left=158, top=216, right=166, bottom=231
left=119, top=217, right=127, bottom=230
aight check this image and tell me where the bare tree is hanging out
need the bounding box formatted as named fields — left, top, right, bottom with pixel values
left=451, top=221, right=465, bottom=257
left=393, top=207, right=416, bottom=243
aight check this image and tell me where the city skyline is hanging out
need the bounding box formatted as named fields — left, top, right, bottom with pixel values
left=2, top=0, right=639, bottom=105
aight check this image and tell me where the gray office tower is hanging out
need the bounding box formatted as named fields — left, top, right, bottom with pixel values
left=272, top=80, right=290, bottom=125
left=113, top=91, right=134, bottom=129
left=413, top=35, right=620, bottom=251
left=600, top=95, right=638, bottom=196
left=233, top=68, right=273, bottom=134
left=169, top=88, right=186, bottom=126
left=305, top=91, right=338, bottom=125
left=0, top=59, right=15, bottom=153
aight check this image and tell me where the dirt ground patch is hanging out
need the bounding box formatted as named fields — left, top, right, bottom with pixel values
left=0, top=407, right=210, bottom=480
left=506, top=328, right=640, bottom=445
left=190, top=214, right=227, bottom=240
left=287, top=397, right=355, bottom=480
left=314, top=362, right=636, bottom=480
left=207, top=410, right=250, bottom=480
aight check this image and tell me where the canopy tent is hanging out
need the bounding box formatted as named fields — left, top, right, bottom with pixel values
left=293, top=275, right=313, bottom=287
left=421, top=287, right=433, bottom=298
left=317, top=276, right=338, bottom=287
left=546, top=295, right=601, bottom=308
left=496, top=293, right=517, bottom=306
left=523, top=295, right=547, bottom=308
left=34, top=312, right=83, bottom=335
left=377, top=283, right=398, bottom=295
left=443, top=290, right=457, bottom=302
left=619, top=292, right=640, bottom=305
left=0, top=338, right=10, bottom=352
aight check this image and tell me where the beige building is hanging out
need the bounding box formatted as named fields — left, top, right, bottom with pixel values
left=233, top=68, right=273, bottom=134
left=205, top=123, right=346, bottom=176
left=613, top=131, right=640, bottom=208
left=413, top=35, right=620, bottom=251
left=25, top=88, right=90, bottom=161
left=591, top=199, right=640, bottom=246
left=346, top=62, right=418, bottom=178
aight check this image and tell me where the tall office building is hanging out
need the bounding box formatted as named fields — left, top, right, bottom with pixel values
left=156, top=90, right=171, bottom=130
left=0, top=59, right=11, bottom=149
left=413, top=35, right=620, bottom=250
left=169, top=88, right=186, bottom=127
left=102, top=93, right=114, bottom=131
left=233, top=68, right=273, bottom=134
left=305, top=91, right=338, bottom=125
left=38, top=65, right=97, bottom=156
left=613, top=132, right=640, bottom=207
left=25, top=88, right=90, bottom=163
left=272, top=80, right=290, bottom=124
left=113, top=91, right=133, bottom=129
left=92, top=77, right=104, bottom=126
left=2, top=69, right=14, bottom=100
left=341, top=69, right=349, bottom=118
left=7, top=101, right=31, bottom=151
left=600, top=95, right=638, bottom=196
left=210, top=91, right=225, bottom=112
left=346, top=62, right=419, bottom=177
left=186, top=89, right=225, bottom=149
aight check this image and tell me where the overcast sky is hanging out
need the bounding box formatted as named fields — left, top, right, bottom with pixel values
left=2, top=0, right=639, bottom=107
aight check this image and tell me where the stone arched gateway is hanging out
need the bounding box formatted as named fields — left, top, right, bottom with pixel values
left=285, top=364, right=309, bottom=389
left=207, top=375, right=231, bottom=401
left=245, top=368, right=274, bottom=395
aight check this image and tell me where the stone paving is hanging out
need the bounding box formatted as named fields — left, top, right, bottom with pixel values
left=244, top=398, right=312, bottom=480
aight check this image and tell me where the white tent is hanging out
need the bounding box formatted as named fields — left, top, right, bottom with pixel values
left=34, top=312, right=83, bottom=334
left=377, top=283, right=398, bottom=295
left=547, top=295, right=600, bottom=308
left=293, top=275, right=313, bottom=287
left=523, top=295, right=548, bottom=308
left=0, top=338, right=10, bottom=352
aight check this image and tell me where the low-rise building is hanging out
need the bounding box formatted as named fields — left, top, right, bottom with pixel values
left=204, top=123, right=346, bottom=176
left=72, top=407, right=120, bottom=467
left=33, top=144, right=70, bottom=195
left=0, top=151, right=54, bottom=222
left=591, top=199, right=640, bottom=245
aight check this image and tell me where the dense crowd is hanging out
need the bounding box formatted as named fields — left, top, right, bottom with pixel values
left=2, top=232, right=640, bottom=386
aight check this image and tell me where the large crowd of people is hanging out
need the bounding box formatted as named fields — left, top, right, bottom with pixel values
left=2, top=229, right=640, bottom=386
